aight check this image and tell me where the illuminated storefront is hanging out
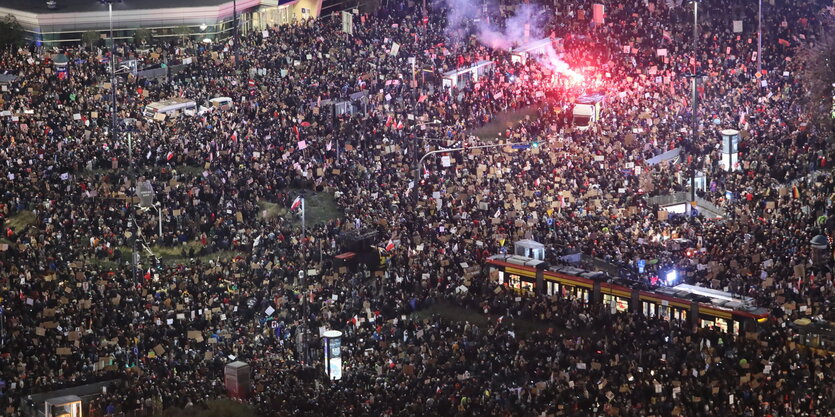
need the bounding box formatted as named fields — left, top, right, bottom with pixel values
left=0, top=0, right=322, bottom=46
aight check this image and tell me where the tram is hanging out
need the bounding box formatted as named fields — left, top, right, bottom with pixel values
left=790, top=318, right=834, bottom=356
left=487, top=254, right=770, bottom=335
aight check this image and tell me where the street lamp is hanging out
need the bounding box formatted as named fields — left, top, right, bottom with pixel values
left=687, top=0, right=703, bottom=216
left=413, top=141, right=539, bottom=202
left=139, top=203, right=164, bottom=240
left=757, top=0, right=762, bottom=73
left=411, top=119, right=441, bottom=179
left=232, top=0, right=239, bottom=68
left=100, top=0, right=138, bottom=281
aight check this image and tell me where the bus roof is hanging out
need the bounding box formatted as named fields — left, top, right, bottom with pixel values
left=512, top=38, right=554, bottom=53
left=146, top=97, right=195, bottom=107
left=576, top=93, right=606, bottom=104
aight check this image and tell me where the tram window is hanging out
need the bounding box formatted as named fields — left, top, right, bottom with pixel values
left=561, top=285, right=571, bottom=299
left=733, top=320, right=741, bottom=335
left=616, top=298, right=629, bottom=312
left=521, top=280, right=535, bottom=293
left=714, top=318, right=729, bottom=333
left=576, top=288, right=589, bottom=303
left=498, top=271, right=505, bottom=285
left=700, top=318, right=715, bottom=329
left=660, top=305, right=669, bottom=320
left=546, top=281, right=558, bottom=296
left=508, top=274, right=521, bottom=290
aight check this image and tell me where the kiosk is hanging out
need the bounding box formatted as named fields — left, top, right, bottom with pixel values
left=44, top=395, right=82, bottom=417
left=323, top=330, right=343, bottom=380
left=720, top=129, right=741, bottom=171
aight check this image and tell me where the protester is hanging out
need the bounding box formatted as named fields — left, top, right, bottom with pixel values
left=0, top=0, right=832, bottom=416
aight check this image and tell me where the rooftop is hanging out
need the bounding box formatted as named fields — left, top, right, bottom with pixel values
left=0, top=0, right=232, bottom=14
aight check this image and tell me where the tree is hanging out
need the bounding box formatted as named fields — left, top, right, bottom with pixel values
left=173, top=26, right=192, bottom=44
left=134, top=28, right=152, bottom=45
left=81, top=30, right=102, bottom=49
left=0, top=14, right=24, bottom=48
left=796, top=14, right=835, bottom=129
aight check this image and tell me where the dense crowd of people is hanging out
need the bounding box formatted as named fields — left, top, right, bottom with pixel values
left=0, top=0, right=832, bottom=416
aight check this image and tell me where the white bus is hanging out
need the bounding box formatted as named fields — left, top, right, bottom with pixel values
left=511, top=38, right=564, bottom=65
left=143, top=97, right=197, bottom=119
left=442, top=60, right=495, bottom=90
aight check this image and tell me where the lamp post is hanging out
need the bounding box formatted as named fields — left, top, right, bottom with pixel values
left=687, top=0, right=702, bottom=216
left=141, top=202, right=163, bottom=240
left=233, top=0, right=239, bottom=68
left=101, top=0, right=137, bottom=281
left=411, top=120, right=441, bottom=194
left=757, top=0, right=762, bottom=73
left=413, top=141, right=539, bottom=202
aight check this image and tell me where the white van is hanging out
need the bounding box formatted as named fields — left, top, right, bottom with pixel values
left=572, top=93, right=606, bottom=131
left=143, top=97, right=197, bottom=119
left=209, top=96, right=234, bottom=110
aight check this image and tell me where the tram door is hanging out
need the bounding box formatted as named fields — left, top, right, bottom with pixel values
left=643, top=301, right=658, bottom=317
left=658, top=304, right=687, bottom=322
left=546, top=280, right=559, bottom=296
left=564, top=285, right=590, bottom=303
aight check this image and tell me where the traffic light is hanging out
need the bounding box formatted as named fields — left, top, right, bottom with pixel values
left=531, top=141, right=539, bottom=148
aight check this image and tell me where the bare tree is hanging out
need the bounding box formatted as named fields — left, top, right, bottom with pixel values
left=796, top=12, right=835, bottom=129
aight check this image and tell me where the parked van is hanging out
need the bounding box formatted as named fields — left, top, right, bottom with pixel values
left=143, top=97, right=197, bottom=119
left=572, top=93, right=605, bottom=131
left=209, top=96, right=234, bottom=110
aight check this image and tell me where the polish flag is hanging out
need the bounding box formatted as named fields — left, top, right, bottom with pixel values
left=290, top=196, right=302, bottom=211
left=166, top=151, right=174, bottom=161
left=385, top=240, right=395, bottom=252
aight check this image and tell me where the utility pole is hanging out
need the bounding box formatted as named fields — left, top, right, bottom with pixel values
left=410, top=120, right=441, bottom=202
left=757, top=0, right=762, bottom=73
left=297, top=197, right=308, bottom=365
left=688, top=0, right=702, bottom=216
left=413, top=141, right=540, bottom=202
left=233, top=0, right=240, bottom=68
left=104, top=0, right=138, bottom=281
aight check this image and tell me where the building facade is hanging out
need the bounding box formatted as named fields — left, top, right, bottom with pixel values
left=0, top=0, right=332, bottom=46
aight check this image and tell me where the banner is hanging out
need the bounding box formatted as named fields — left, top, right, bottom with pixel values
left=592, top=4, right=605, bottom=24
left=342, top=11, right=353, bottom=35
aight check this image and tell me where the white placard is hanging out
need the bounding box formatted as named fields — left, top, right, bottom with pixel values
left=733, top=20, right=743, bottom=33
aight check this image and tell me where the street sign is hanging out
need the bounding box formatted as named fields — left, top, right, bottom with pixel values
left=136, top=180, right=155, bottom=208
left=511, top=144, right=531, bottom=150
